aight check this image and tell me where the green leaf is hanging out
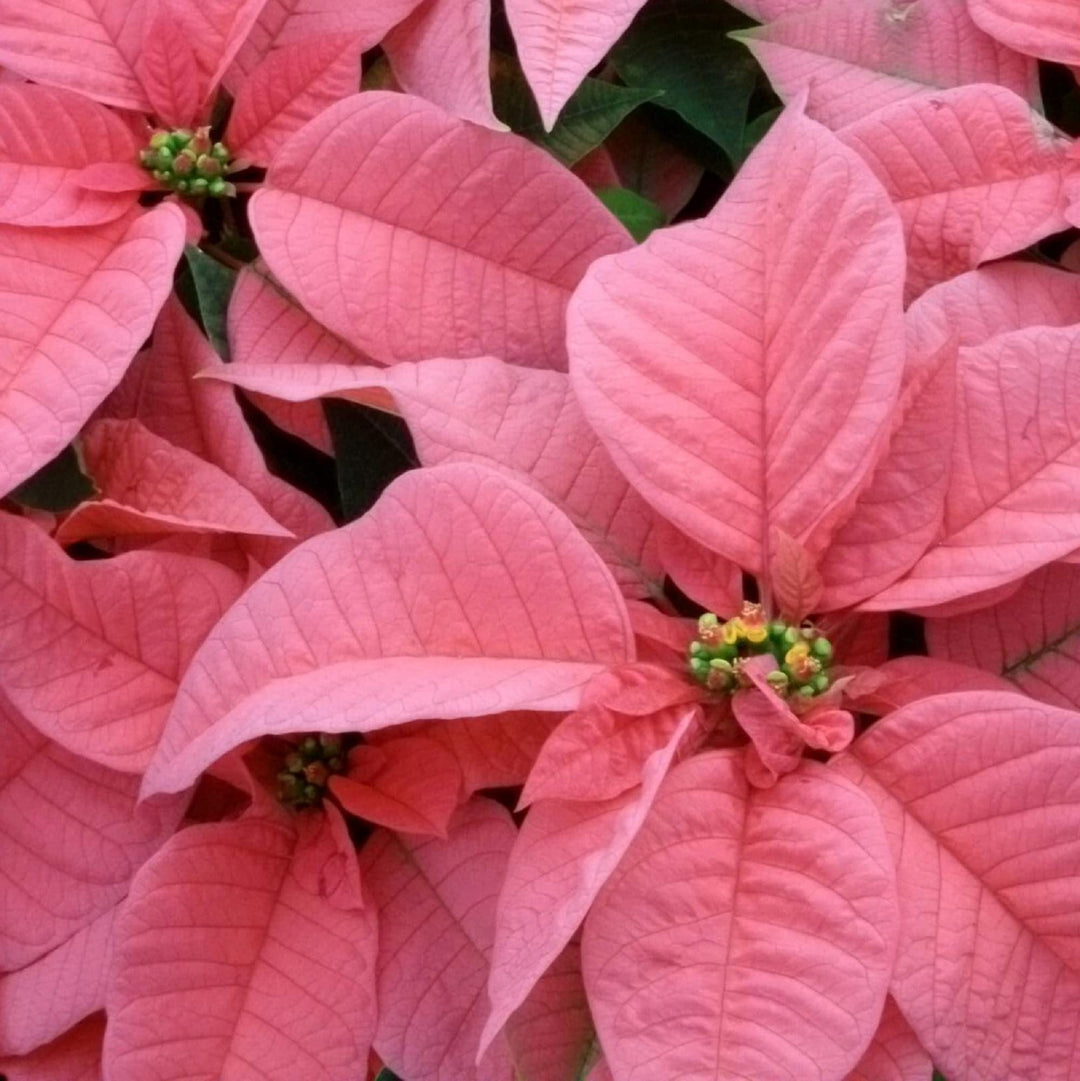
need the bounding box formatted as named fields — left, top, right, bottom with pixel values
left=595, top=186, right=666, bottom=243
left=324, top=399, right=418, bottom=523
left=611, top=0, right=760, bottom=165
left=737, top=104, right=781, bottom=164
left=374, top=1068, right=403, bottom=1081
left=493, top=65, right=660, bottom=166
left=183, top=246, right=237, bottom=360
left=9, top=443, right=95, bottom=513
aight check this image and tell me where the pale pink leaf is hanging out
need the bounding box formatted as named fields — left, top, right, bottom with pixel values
left=834, top=690, right=1080, bottom=1081
left=0, top=84, right=139, bottom=227
left=968, top=0, right=1080, bottom=65
left=104, top=814, right=378, bottom=1081
left=0, top=205, right=185, bottom=497
left=506, top=0, right=650, bottom=130
left=926, top=562, right=1080, bottom=709
left=844, top=655, right=1013, bottom=715
left=568, top=101, right=905, bottom=575
left=144, top=463, right=635, bottom=796
left=135, top=9, right=204, bottom=127
left=360, top=798, right=517, bottom=1081
left=583, top=751, right=898, bottom=1081
left=904, top=577, right=1024, bottom=618
left=225, top=36, right=362, bottom=167
left=482, top=709, right=694, bottom=1054
left=0, top=1015, right=104, bottom=1081
left=734, top=0, right=1038, bottom=130
left=208, top=357, right=666, bottom=595
left=845, top=996, right=932, bottom=1081
left=0, top=511, right=242, bottom=771
left=654, top=523, right=743, bottom=616
left=837, top=84, right=1077, bottom=299
left=57, top=418, right=293, bottom=544
left=251, top=92, right=631, bottom=369
left=383, top=0, right=499, bottom=128
left=0, top=694, right=185, bottom=973
left=328, top=736, right=462, bottom=838
left=769, top=525, right=823, bottom=621
left=167, top=0, right=271, bottom=102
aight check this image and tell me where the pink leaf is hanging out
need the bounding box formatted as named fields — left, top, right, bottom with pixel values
left=926, top=562, right=1080, bottom=709
left=864, top=323, right=1080, bottom=610
left=328, top=736, right=463, bottom=837
left=0, top=205, right=185, bottom=497
left=0, top=1015, right=104, bottom=1081
left=144, top=463, right=634, bottom=796
left=569, top=101, right=906, bottom=575
left=843, top=654, right=1013, bottom=715
left=583, top=751, right=898, bottom=1081
left=654, top=523, right=743, bottom=616
left=135, top=9, right=204, bottom=127
left=104, top=814, right=378, bottom=1081
left=968, top=0, right=1080, bottom=65
left=505, top=0, right=649, bottom=130
left=0, top=512, right=241, bottom=772
left=834, top=691, right=1080, bottom=1081
left=838, top=84, right=1077, bottom=300
left=0, top=693, right=185, bottom=973
left=482, top=709, right=694, bottom=1055
left=383, top=0, right=499, bottom=128
left=208, top=356, right=666, bottom=596
left=0, top=84, right=139, bottom=227
left=360, top=798, right=517, bottom=1081
left=734, top=0, right=1038, bottom=130
left=769, top=525, right=823, bottom=621
left=0, top=0, right=150, bottom=110
left=57, top=418, right=293, bottom=545
left=845, top=996, right=932, bottom=1081
left=225, top=36, right=362, bottom=167
left=250, top=92, right=631, bottom=369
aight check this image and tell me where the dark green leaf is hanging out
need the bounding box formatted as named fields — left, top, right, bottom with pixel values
left=595, top=186, right=666, bottom=242
left=737, top=104, right=781, bottom=164
left=324, top=399, right=418, bottom=523
left=9, top=443, right=95, bottom=512
left=494, top=65, right=660, bottom=166
left=611, top=0, right=760, bottom=165
left=374, top=1070, right=403, bottom=1081
left=183, top=246, right=237, bottom=359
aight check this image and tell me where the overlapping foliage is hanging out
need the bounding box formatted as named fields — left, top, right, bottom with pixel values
left=3, top=1, right=1080, bottom=1080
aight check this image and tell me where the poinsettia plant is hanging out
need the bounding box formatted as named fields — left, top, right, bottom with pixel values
left=4, top=0, right=1080, bottom=1080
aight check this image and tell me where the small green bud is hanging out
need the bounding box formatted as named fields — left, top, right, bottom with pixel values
left=811, top=636, right=833, bottom=663
left=172, top=148, right=196, bottom=175
left=149, top=130, right=171, bottom=149
left=285, top=752, right=304, bottom=774
left=207, top=177, right=228, bottom=197
left=811, top=672, right=831, bottom=695
left=795, top=685, right=815, bottom=700
left=689, top=656, right=710, bottom=681
left=303, top=783, right=320, bottom=803
left=169, top=129, right=193, bottom=150
left=153, top=145, right=174, bottom=167
left=689, top=640, right=707, bottom=657
left=766, top=669, right=789, bottom=691
left=152, top=169, right=169, bottom=183
left=174, top=178, right=190, bottom=192
left=326, top=756, right=344, bottom=772
left=767, top=620, right=788, bottom=640
left=781, top=626, right=801, bottom=649
left=189, top=177, right=209, bottom=195
left=211, top=141, right=231, bottom=162
left=301, top=735, right=320, bottom=757
left=196, top=153, right=222, bottom=177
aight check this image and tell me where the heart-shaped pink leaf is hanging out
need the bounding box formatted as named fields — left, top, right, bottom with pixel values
left=838, top=84, right=1077, bottom=300
left=57, top=418, right=293, bottom=545
left=0, top=693, right=185, bottom=973
left=0, top=512, right=241, bottom=772
left=0, top=1014, right=104, bottom=1081
left=0, top=205, right=184, bottom=497
left=569, top=101, right=905, bottom=576
left=360, top=798, right=517, bottom=1081
left=0, top=84, right=139, bottom=227
left=926, top=563, right=1080, bottom=709
left=250, top=92, right=631, bottom=369
left=834, top=690, right=1080, bottom=1081
left=104, top=813, right=378, bottom=1081
left=845, top=996, right=931, bottom=1081
left=733, top=0, right=1037, bottom=130
left=482, top=708, right=694, bottom=1055
left=583, top=751, right=898, bottom=1081
left=144, top=463, right=634, bottom=796
left=225, top=35, right=362, bottom=167
left=968, top=0, right=1080, bottom=65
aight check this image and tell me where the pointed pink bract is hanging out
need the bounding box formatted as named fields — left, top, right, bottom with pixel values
left=845, top=997, right=932, bottom=1081
left=968, top=0, right=1080, bottom=65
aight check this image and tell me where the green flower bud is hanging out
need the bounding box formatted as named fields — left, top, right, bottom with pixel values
left=284, top=752, right=304, bottom=774
left=172, top=148, right=197, bottom=175
left=795, top=685, right=815, bottom=699
left=207, top=177, right=228, bottom=197
left=811, top=672, right=831, bottom=695
left=169, top=129, right=193, bottom=151
left=174, top=178, right=190, bottom=193
left=153, top=145, right=174, bottom=167
left=189, top=177, right=210, bottom=195
left=211, top=141, right=231, bottom=162
left=767, top=620, right=788, bottom=640
left=301, top=735, right=320, bottom=757
left=766, top=669, right=790, bottom=691
left=196, top=154, right=222, bottom=177
left=149, top=130, right=171, bottom=149
left=811, top=636, right=833, bottom=663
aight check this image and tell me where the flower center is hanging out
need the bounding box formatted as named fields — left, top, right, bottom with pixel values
left=139, top=126, right=235, bottom=198
left=276, top=734, right=347, bottom=809
left=687, top=602, right=835, bottom=700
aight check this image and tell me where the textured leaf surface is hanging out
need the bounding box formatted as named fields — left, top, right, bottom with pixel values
left=968, top=0, right=1080, bottom=65
left=844, top=655, right=1013, bottom=715
left=0, top=513, right=241, bottom=771
left=361, top=799, right=517, bottom=1081
left=225, top=35, right=362, bottom=167
left=569, top=102, right=905, bottom=575
left=926, top=563, right=1080, bottom=709
left=0, top=84, right=139, bottom=227
left=735, top=0, right=1038, bottom=130
left=105, top=814, right=378, bottom=1081
left=583, top=752, right=898, bottom=1081
left=846, top=996, right=932, bottom=1081
left=0, top=694, right=184, bottom=973
left=482, top=709, right=694, bottom=1053
left=838, top=84, right=1076, bottom=299
left=145, top=463, right=634, bottom=795
left=0, top=1014, right=104, bottom=1081
left=251, top=92, right=631, bottom=369
left=135, top=9, right=203, bottom=127
left=0, top=205, right=185, bottom=498
left=835, top=691, right=1080, bottom=1081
